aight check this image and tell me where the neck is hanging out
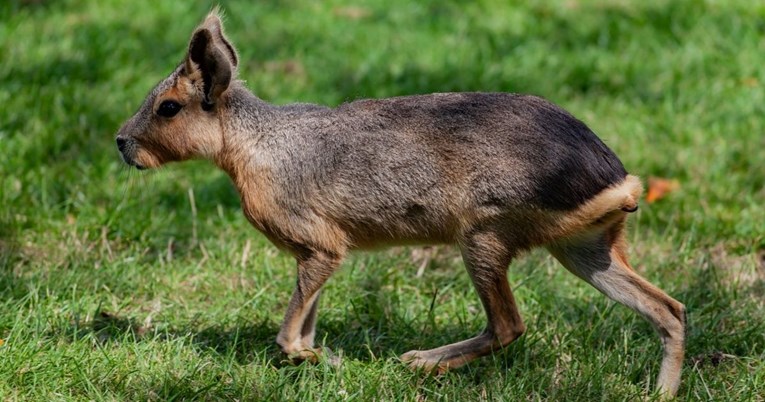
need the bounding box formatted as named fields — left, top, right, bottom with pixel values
left=213, top=82, right=275, bottom=180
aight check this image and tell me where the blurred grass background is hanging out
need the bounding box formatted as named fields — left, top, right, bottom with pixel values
left=0, top=0, right=763, bottom=400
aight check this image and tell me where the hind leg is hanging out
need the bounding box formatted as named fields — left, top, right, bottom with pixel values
left=401, top=230, right=526, bottom=372
left=547, top=220, right=685, bottom=397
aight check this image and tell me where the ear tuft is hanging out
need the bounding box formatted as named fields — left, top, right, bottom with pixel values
left=200, top=7, right=239, bottom=68
left=207, top=5, right=225, bottom=23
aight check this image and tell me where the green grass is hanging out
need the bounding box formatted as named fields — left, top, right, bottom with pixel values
left=1, top=0, right=764, bottom=400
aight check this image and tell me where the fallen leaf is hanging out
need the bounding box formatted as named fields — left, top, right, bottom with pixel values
left=646, top=177, right=680, bottom=203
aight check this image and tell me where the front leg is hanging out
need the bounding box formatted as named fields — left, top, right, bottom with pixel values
left=300, top=290, right=322, bottom=349
left=276, top=250, right=342, bottom=362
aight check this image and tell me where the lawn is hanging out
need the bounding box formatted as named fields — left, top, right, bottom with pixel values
left=1, top=0, right=764, bottom=400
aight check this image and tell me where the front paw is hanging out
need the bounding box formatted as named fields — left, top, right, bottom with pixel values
left=400, top=350, right=449, bottom=375
left=285, top=345, right=342, bottom=367
left=287, top=347, right=323, bottom=363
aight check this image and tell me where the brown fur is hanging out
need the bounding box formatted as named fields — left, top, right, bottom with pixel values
left=115, top=10, right=686, bottom=398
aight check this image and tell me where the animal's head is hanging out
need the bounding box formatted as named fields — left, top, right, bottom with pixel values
left=116, top=9, right=238, bottom=169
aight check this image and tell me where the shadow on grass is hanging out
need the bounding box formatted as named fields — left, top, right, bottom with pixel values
left=59, top=309, right=283, bottom=364
left=52, top=264, right=518, bottom=370
left=61, top=298, right=487, bottom=367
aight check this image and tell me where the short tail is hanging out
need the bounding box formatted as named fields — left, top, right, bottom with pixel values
left=552, top=175, right=643, bottom=239
left=567, top=175, right=644, bottom=226
left=618, top=175, right=643, bottom=213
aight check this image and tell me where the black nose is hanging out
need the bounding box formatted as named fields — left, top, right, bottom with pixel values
left=116, top=137, right=127, bottom=152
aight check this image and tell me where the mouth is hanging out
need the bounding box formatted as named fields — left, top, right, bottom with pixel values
left=117, top=138, right=146, bottom=170
left=120, top=153, right=146, bottom=170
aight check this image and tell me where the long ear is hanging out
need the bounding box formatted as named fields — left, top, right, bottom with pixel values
left=202, top=10, right=239, bottom=69
left=185, top=12, right=238, bottom=110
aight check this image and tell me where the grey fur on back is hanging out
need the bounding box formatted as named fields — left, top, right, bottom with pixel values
left=221, top=86, right=627, bottom=246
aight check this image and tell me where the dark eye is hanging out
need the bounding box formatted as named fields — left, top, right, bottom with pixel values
left=157, top=100, right=182, bottom=118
